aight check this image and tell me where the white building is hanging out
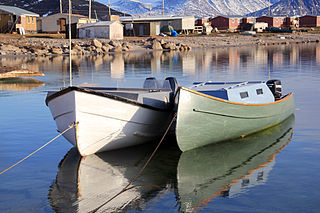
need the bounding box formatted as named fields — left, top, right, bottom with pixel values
left=78, top=21, right=123, bottom=40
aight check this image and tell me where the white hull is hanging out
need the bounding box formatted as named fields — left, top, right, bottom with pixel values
left=47, top=87, right=173, bottom=156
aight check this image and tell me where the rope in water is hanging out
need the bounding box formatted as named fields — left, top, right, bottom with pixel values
left=0, top=123, right=76, bottom=175
left=90, top=113, right=177, bottom=213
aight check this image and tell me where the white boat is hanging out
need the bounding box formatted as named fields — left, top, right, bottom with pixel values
left=46, top=77, right=178, bottom=156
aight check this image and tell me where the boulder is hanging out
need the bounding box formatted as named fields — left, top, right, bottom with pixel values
left=151, top=41, right=163, bottom=50
left=109, top=40, right=121, bottom=47
left=162, top=42, right=176, bottom=50
left=109, top=46, right=123, bottom=52
left=92, top=39, right=102, bottom=48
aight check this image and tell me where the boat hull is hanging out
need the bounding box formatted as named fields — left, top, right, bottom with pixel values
left=47, top=87, right=173, bottom=156
left=176, top=87, right=295, bottom=152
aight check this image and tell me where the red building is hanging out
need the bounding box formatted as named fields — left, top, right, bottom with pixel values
left=299, top=15, right=320, bottom=27
left=256, top=16, right=285, bottom=28
left=210, top=16, right=242, bottom=30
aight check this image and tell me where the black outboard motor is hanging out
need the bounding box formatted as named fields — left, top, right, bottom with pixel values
left=266, top=79, right=282, bottom=99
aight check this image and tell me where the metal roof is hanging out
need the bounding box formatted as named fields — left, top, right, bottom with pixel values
left=0, top=5, right=39, bottom=17
left=120, top=15, right=194, bottom=22
left=79, top=21, right=122, bottom=29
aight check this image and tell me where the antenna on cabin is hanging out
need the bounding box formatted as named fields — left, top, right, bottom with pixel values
left=69, top=0, right=72, bottom=86
left=60, top=0, right=63, bottom=13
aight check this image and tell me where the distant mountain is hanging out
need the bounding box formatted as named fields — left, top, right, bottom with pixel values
left=113, top=0, right=272, bottom=17
left=247, top=0, right=320, bottom=16
left=0, top=0, right=125, bottom=20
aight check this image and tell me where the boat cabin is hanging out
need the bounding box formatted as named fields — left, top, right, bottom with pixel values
left=193, top=80, right=282, bottom=104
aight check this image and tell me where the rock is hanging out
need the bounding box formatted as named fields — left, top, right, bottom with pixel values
left=109, top=46, right=122, bottom=52
left=162, top=42, right=176, bottom=50
left=151, top=41, right=163, bottom=50
left=92, top=39, right=102, bottom=48
left=109, top=40, right=121, bottom=47
left=101, top=44, right=112, bottom=52
left=50, top=47, right=64, bottom=55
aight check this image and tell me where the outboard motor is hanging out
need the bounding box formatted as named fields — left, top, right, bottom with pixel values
left=266, top=79, right=282, bottom=99
left=143, top=77, right=158, bottom=89
left=165, top=77, right=178, bottom=93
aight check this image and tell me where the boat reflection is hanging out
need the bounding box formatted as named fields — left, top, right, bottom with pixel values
left=49, top=141, right=180, bottom=212
left=177, top=115, right=295, bottom=212
left=0, top=77, right=45, bottom=91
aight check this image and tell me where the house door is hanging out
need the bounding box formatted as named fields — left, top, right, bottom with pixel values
left=139, top=25, right=144, bottom=36
left=59, top=18, right=66, bottom=32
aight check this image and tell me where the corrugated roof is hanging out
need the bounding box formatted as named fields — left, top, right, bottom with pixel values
left=79, top=21, right=122, bottom=28
left=120, top=16, right=194, bottom=22
left=0, top=5, right=39, bottom=17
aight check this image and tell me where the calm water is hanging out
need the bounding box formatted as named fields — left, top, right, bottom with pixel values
left=0, top=44, right=320, bottom=212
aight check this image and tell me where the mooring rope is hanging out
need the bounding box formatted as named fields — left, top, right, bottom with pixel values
left=0, top=123, right=76, bottom=175
left=90, top=113, right=177, bottom=213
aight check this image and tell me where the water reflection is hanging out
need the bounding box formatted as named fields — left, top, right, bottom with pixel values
left=177, top=115, right=295, bottom=212
left=49, top=142, right=180, bottom=212
left=49, top=115, right=295, bottom=212
left=1, top=44, right=319, bottom=84
left=0, top=77, right=45, bottom=91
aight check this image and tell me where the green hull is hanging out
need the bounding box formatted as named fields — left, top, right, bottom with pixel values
left=176, top=87, right=295, bottom=152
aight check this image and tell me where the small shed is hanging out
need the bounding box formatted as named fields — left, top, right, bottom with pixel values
left=0, top=5, right=39, bottom=33
left=40, top=13, right=91, bottom=33
left=124, top=22, right=160, bottom=36
left=78, top=21, right=123, bottom=40
left=299, top=15, right=320, bottom=27
left=210, top=16, right=242, bottom=30
left=256, top=16, right=285, bottom=28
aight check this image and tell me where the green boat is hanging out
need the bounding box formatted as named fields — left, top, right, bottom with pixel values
left=176, top=80, right=295, bottom=152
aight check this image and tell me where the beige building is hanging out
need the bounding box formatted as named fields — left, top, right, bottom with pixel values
left=39, top=13, right=90, bottom=33
left=120, top=16, right=195, bottom=34
left=78, top=21, right=123, bottom=40
left=0, top=5, right=39, bottom=33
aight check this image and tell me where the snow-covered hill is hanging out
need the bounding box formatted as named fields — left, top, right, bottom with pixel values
left=113, top=0, right=273, bottom=17
left=247, top=0, right=320, bottom=17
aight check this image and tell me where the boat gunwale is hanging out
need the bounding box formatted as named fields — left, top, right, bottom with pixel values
left=179, top=86, right=293, bottom=106
left=45, top=86, right=173, bottom=112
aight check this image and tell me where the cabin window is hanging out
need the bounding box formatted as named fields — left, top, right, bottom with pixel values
left=240, top=91, right=249, bottom=99
left=32, top=17, right=34, bottom=24
left=256, top=88, right=263, bottom=95
left=27, top=16, right=30, bottom=24
left=232, top=19, right=235, bottom=23
left=275, top=18, right=278, bottom=22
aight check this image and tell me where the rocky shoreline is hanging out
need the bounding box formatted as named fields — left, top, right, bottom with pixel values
left=0, top=33, right=319, bottom=56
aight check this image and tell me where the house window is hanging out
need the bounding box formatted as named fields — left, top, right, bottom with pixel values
left=27, top=16, right=30, bottom=24
left=256, top=89, right=263, bottom=95
left=240, top=91, right=249, bottom=99
left=32, top=17, right=34, bottom=24
left=232, top=19, right=235, bottom=23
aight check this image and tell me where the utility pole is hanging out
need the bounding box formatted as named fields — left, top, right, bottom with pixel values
left=108, top=0, right=111, bottom=18
left=60, top=0, right=63, bottom=13
left=89, top=0, right=92, bottom=22
left=162, top=0, right=164, bottom=16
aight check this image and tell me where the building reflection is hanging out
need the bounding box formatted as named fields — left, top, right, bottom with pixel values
left=0, top=43, right=319, bottom=87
